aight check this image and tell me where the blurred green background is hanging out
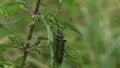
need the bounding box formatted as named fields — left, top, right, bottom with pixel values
left=0, top=0, right=120, bottom=68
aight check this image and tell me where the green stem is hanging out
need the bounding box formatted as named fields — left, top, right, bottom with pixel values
left=39, top=16, right=54, bottom=68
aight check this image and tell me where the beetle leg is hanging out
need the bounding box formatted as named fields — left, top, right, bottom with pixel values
left=63, top=39, right=67, bottom=42
left=64, top=49, right=68, bottom=57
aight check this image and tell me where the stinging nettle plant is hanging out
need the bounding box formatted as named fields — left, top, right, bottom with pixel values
left=0, top=0, right=82, bottom=68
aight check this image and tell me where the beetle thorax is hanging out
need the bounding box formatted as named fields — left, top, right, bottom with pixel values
left=57, top=31, right=64, bottom=38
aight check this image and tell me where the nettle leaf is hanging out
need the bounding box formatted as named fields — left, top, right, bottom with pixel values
left=0, top=23, right=5, bottom=28
left=0, top=23, right=11, bottom=38
left=8, top=35, right=18, bottom=42
left=0, top=43, right=15, bottom=49
left=0, top=23, right=10, bottom=31
left=0, top=8, right=5, bottom=16
left=0, top=28, right=11, bottom=38
left=14, top=57, right=22, bottom=67
left=38, top=36, right=48, bottom=40
left=11, top=17, right=26, bottom=26
left=0, top=61, right=14, bottom=67
left=0, top=1, right=25, bottom=16
left=65, top=22, right=82, bottom=36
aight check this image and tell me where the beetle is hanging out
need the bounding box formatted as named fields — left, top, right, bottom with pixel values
left=55, top=24, right=67, bottom=64
left=45, top=14, right=68, bottom=64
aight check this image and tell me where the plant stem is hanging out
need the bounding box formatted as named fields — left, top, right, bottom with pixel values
left=54, top=0, right=63, bottom=16
left=20, top=50, right=28, bottom=68
left=20, top=0, right=41, bottom=68
left=39, top=16, right=54, bottom=68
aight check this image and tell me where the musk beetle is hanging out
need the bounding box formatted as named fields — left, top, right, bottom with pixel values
left=45, top=14, right=68, bottom=64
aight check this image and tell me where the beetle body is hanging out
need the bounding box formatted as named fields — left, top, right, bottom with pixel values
left=45, top=14, right=67, bottom=64
left=56, top=29, right=66, bottom=64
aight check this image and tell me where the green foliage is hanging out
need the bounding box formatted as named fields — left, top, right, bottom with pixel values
left=0, top=1, right=25, bottom=16
left=14, top=57, right=22, bottom=68
left=65, top=22, right=82, bottom=36
left=0, top=43, right=14, bottom=49
left=0, top=23, right=10, bottom=31
left=0, top=61, right=14, bottom=68
left=0, top=0, right=120, bottom=68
